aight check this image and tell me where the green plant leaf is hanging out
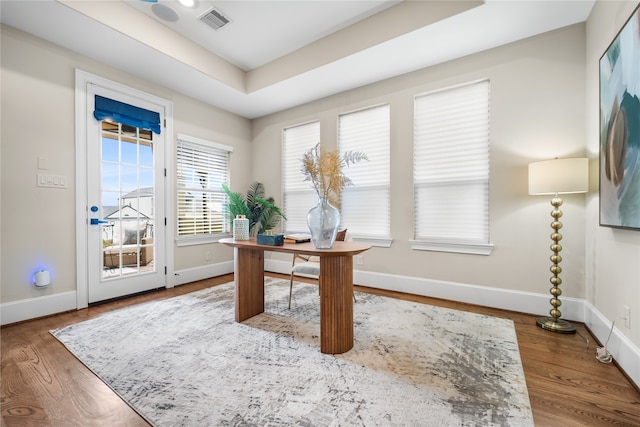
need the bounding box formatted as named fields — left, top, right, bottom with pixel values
left=222, top=182, right=286, bottom=236
left=222, top=183, right=250, bottom=223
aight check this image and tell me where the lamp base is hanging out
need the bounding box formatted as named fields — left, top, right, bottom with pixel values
left=536, top=317, right=576, bottom=334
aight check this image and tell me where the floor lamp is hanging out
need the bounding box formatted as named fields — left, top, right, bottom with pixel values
left=528, top=158, right=588, bottom=334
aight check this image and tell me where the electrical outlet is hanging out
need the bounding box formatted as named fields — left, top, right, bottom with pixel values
left=623, top=305, right=630, bottom=329
left=205, top=251, right=212, bottom=261
left=355, top=255, right=364, bottom=265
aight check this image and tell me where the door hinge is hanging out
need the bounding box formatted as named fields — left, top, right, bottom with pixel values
left=164, top=217, right=167, bottom=226
left=164, top=266, right=167, bottom=275
left=164, top=168, right=167, bottom=177
left=164, top=118, right=166, bottom=128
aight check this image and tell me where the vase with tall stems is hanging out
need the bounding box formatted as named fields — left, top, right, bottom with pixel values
left=300, top=143, right=368, bottom=249
left=307, top=197, right=341, bottom=249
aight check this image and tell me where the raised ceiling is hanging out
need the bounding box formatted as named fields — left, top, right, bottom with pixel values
left=1, top=0, right=594, bottom=119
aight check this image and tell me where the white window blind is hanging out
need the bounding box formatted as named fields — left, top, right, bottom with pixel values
left=413, top=80, right=491, bottom=252
left=176, top=134, right=232, bottom=241
left=338, top=104, right=391, bottom=242
left=282, top=122, right=319, bottom=233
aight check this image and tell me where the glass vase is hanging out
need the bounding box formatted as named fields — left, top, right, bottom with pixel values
left=307, top=197, right=340, bottom=249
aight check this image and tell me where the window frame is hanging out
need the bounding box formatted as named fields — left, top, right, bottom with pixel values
left=410, top=79, right=494, bottom=255
left=338, top=103, right=392, bottom=248
left=175, top=133, right=233, bottom=246
left=282, top=121, right=321, bottom=234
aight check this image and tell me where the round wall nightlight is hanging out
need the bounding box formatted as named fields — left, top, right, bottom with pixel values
left=34, top=270, right=51, bottom=288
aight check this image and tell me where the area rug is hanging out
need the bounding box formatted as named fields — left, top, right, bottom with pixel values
left=51, top=278, right=534, bottom=426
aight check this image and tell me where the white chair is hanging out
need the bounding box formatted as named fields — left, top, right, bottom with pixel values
left=289, top=229, right=355, bottom=308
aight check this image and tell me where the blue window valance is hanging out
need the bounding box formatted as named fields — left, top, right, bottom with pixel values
left=94, top=95, right=161, bottom=134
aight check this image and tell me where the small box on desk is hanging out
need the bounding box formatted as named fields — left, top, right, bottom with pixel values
left=256, top=233, right=284, bottom=246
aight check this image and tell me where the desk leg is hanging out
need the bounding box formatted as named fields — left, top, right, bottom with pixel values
left=319, top=255, right=354, bottom=354
left=234, top=247, right=264, bottom=322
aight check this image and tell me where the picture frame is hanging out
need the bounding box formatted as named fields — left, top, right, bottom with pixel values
left=599, top=3, right=640, bottom=230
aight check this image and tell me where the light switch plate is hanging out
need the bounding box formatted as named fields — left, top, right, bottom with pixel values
left=37, top=173, right=68, bottom=189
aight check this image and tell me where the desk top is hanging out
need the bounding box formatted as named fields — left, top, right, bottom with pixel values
left=219, top=237, right=370, bottom=257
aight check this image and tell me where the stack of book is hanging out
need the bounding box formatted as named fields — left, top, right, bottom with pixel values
left=284, top=233, right=311, bottom=243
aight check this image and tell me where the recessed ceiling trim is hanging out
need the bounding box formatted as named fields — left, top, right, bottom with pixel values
left=1, top=0, right=595, bottom=119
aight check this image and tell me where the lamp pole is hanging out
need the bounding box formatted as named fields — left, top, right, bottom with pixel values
left=536, top=195, right=576, bottom=333
left=528, top=157, right=588, bottom=334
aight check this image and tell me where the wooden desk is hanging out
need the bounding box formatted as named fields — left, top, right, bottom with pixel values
left=219, top=238, right=371, bottom=354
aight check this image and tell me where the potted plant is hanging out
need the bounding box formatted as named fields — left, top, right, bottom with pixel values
left=222, top=182, right=286, bottom=236
left=301, top=143, right=367, bottom=248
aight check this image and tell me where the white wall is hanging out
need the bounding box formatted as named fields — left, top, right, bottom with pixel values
left=585, top=0, right=640, bottom=355
left=252, top=23, right=588, bottom=299
left=0, top=25, right=249, bottom=307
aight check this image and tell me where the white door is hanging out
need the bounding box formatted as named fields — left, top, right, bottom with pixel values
left=86, top=84, right=166, bottom=303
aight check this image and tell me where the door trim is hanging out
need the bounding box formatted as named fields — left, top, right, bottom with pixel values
left=75, top=69, right=176, bottom=309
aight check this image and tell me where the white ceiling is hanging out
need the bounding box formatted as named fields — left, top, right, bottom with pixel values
left=125, top=0, right=404, bottom=71
left=1, top=0, right=595, bottom=119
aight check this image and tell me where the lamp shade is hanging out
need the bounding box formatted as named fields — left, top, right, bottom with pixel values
left=528, top=158, right=589, bottom=195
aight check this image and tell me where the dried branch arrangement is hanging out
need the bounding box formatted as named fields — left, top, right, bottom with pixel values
left=300, top=143, right=368, bottom=206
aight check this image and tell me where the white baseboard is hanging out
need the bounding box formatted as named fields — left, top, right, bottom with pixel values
left=266, top=259, right=582, bottom=320
left=583, top=301, right=640, bottom=388
left=173, top=261, right=234, bottom=286
left=353, top=270, right=586, bottom=321
left=0, top=262, right=234, bottom=326
left=1, top=291, right=77, bottom=325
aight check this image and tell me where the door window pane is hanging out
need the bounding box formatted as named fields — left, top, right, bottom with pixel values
left=100, top=120, right=155, bottom=278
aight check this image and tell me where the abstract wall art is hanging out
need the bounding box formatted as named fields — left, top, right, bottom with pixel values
left=600, top=4, right=640, bottom=230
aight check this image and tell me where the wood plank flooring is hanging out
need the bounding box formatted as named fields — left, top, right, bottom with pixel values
left=2, top=273, right=639, bottom=426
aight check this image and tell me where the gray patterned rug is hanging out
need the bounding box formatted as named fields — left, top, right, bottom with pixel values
left=51, top=278, right=533, bottom=426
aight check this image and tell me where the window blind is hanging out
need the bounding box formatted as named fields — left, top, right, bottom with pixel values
left=94, top=95, right=161, bottom=134
left=176, top=135, right=232, bottom=239
left=413, top=80, right=490, bottom=245
left=282, top=122, right=320, bottom=233
left=338, top=104, right=391, bottom=239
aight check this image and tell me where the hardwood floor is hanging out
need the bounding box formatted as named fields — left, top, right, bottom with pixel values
left=2, top=273, right=639, bottom=426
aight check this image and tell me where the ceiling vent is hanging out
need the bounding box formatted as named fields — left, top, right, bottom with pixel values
left=199, top=7, right=231, bottom=31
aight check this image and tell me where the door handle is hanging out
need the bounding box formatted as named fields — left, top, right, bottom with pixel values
left=89, top=206, right=107, bottom=225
